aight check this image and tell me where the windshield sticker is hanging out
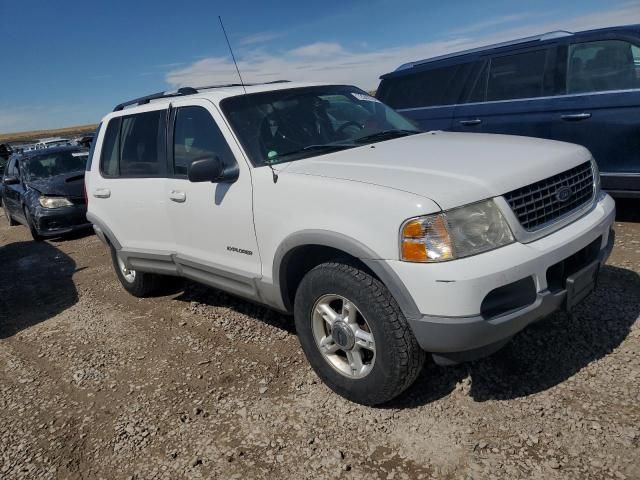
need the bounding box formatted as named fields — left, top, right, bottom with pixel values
left=351, top=93, right=381, bottom=103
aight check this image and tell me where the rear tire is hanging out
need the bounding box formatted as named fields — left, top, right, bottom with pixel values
left=110, top=246, right=161, bottom=297
left=3, top=202, right=17, bottom=226
left=294, top=261, right=425, bottom=405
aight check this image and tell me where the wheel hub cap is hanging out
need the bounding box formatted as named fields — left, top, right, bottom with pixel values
left=331, top=320, right=355, bottom=350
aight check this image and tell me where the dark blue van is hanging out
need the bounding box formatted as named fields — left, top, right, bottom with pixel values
left=377, top=25, right=640, bottom=198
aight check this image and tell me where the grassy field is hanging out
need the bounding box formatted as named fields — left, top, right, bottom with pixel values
left=0, top=124, right=98, bottom=144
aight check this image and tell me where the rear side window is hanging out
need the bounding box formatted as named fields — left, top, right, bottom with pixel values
left=378, top=63, right=472, bottom=109
left=567, top=40, right=640, bottom=94
left=487, top=49, right=548, bottom=101
left=99, top=110, right=166, bottom=178
left=120, top=110, right=165, bottom=176
left=173, top=106, right=235, bottom=176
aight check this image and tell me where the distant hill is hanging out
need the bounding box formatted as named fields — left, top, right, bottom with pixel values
left=0, top=124, right=98, bottom=144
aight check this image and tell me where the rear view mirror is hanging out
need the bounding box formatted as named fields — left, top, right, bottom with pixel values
left=3, top=175, right=19, bottom=185
left=188, top=157, right=224, bottom=183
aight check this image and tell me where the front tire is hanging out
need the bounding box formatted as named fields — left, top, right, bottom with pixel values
left=23, top=207, right=43, bottom=241
left=110, top=246, right=160, bottom=297
left=294, top=262, right=425, bottom=405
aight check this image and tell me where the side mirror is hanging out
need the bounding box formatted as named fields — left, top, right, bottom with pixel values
left=3, top=175, right=19, bottom=185
left=188, top=157, right=224, bottom=183
left=188, top=156, right=239, bottom=183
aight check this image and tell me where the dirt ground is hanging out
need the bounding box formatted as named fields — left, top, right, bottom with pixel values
left=0, top=200, right=638, bottom=480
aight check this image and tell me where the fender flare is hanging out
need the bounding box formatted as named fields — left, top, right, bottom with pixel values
left=272, top=230, right=421, bottom=320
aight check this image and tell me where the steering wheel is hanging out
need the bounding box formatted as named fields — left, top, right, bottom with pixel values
left=337, top=121, right=364, bottom=136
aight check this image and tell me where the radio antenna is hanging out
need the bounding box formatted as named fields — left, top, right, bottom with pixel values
left=218, top=16, right=247, bottom=94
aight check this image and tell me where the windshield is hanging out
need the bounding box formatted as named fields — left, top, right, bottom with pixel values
left=23, top=151, right=87, bottom=182
left=221, top=85, right=420, bottom=166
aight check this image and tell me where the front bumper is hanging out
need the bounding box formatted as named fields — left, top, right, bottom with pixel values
left=387, top=193, right=616, bottom=361
left=32, top=204, right=91, bottom=237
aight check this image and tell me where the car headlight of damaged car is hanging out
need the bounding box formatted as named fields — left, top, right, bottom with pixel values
left=39, top=196, right=73, bottom=209
left=400, top=199, right=515, bottom=262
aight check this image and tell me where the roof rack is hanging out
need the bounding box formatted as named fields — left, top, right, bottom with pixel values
left=394, top=30, right=574, bottom=71
left=112, top=80, right=291, bottom=111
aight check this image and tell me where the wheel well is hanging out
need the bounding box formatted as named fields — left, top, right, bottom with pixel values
left=279, top=244, right=377, bottom=312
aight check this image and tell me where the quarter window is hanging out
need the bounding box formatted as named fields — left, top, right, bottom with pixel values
left=100, top=118, right=121, bottom=177
left=567, top=40, right=640, bottom=94
left=487, top=49, right=548, bottom=101
left=173, top=106, right=235, bottom=176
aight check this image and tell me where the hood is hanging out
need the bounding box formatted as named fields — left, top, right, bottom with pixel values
left=27, top=171, right=85, bottom=198
left=282, top=131, right=592, bottom=210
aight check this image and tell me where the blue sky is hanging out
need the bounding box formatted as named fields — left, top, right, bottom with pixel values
left=1, top=0, right=639, bottom=132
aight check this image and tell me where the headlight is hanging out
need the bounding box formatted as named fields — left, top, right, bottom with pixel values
left=39, top=196, right=73, bottom=209
left=400, top=199, right=514, bottom=262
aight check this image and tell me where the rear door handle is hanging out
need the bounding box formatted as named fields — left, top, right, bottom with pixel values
left=93, top=188, right=111, bottom=198
left=169, top=190, right=186, bottom=203
left=561, top=113, right=591, bottom=121
left=459, top=119, right=482, bottom=126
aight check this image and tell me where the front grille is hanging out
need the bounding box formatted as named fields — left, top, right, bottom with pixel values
left=504, top=161, right=594, bottom=231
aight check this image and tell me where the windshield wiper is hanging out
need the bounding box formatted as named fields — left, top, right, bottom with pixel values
left=354, top=129, right=419, bottom=144
left=267, top=143, right=356, bottom=162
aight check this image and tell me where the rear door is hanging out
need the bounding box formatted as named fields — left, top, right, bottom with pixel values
left=89, top=105, right=174, bottom=253
left=377, top=62, right=474, bottom=130
left=165, top=99, right=260, bottom=288
left=452, top=46, right=559, bottom=138
left=550, top=36, right=640, bottom=192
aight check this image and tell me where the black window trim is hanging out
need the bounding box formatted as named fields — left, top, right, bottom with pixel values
left=99, top=107, right=169, bottom=179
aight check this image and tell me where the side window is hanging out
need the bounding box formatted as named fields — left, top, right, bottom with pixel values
left=100, top=118, right=121, bottom=177
left=567, top=40, right=640, bottom=94
left=378, top=64, right=471, bottom=109
left=173, top=106, right=235, bottom=176
left=119, top=110, right=165, bottom=177
left=462, top=61, right=488, bottom=103
left=5, top=158, right=16, bottom=177
left=487, top=49, right=548, bottom=101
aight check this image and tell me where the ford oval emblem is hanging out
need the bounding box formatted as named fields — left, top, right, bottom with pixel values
left=556, top=186, right=573, bottom=203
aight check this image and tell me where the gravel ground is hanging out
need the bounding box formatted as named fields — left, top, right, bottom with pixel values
left=0, top=199, right=638, bottom=480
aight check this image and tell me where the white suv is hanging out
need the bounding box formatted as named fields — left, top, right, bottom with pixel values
left=86, top=82, right=615, bottom=405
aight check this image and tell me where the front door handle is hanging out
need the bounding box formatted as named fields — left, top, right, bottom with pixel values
left=93, top=188, right=111, bottom=198
left=169, top=190, right=186, bottom=203
left=561, top=113, right=591, bottom=121
left=459, top=119, right=482, bottom=126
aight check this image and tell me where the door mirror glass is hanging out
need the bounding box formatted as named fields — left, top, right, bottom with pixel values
left=188, top=157, right=224, bottom=183
left=3, top=175, right=19, bottom=185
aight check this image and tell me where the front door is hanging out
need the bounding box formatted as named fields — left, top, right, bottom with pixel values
left=165, top=100, right=260, bottom=296
left=3, top=158, right=26, bottom=222
left=550, top=38, right=640, bottom=193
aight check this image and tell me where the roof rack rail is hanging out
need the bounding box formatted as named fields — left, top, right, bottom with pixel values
left=395, top=30, right=574, bottom=71
left=113, top=87, right=197, bottom=112
left=112, top=80, right=291, bottom=112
